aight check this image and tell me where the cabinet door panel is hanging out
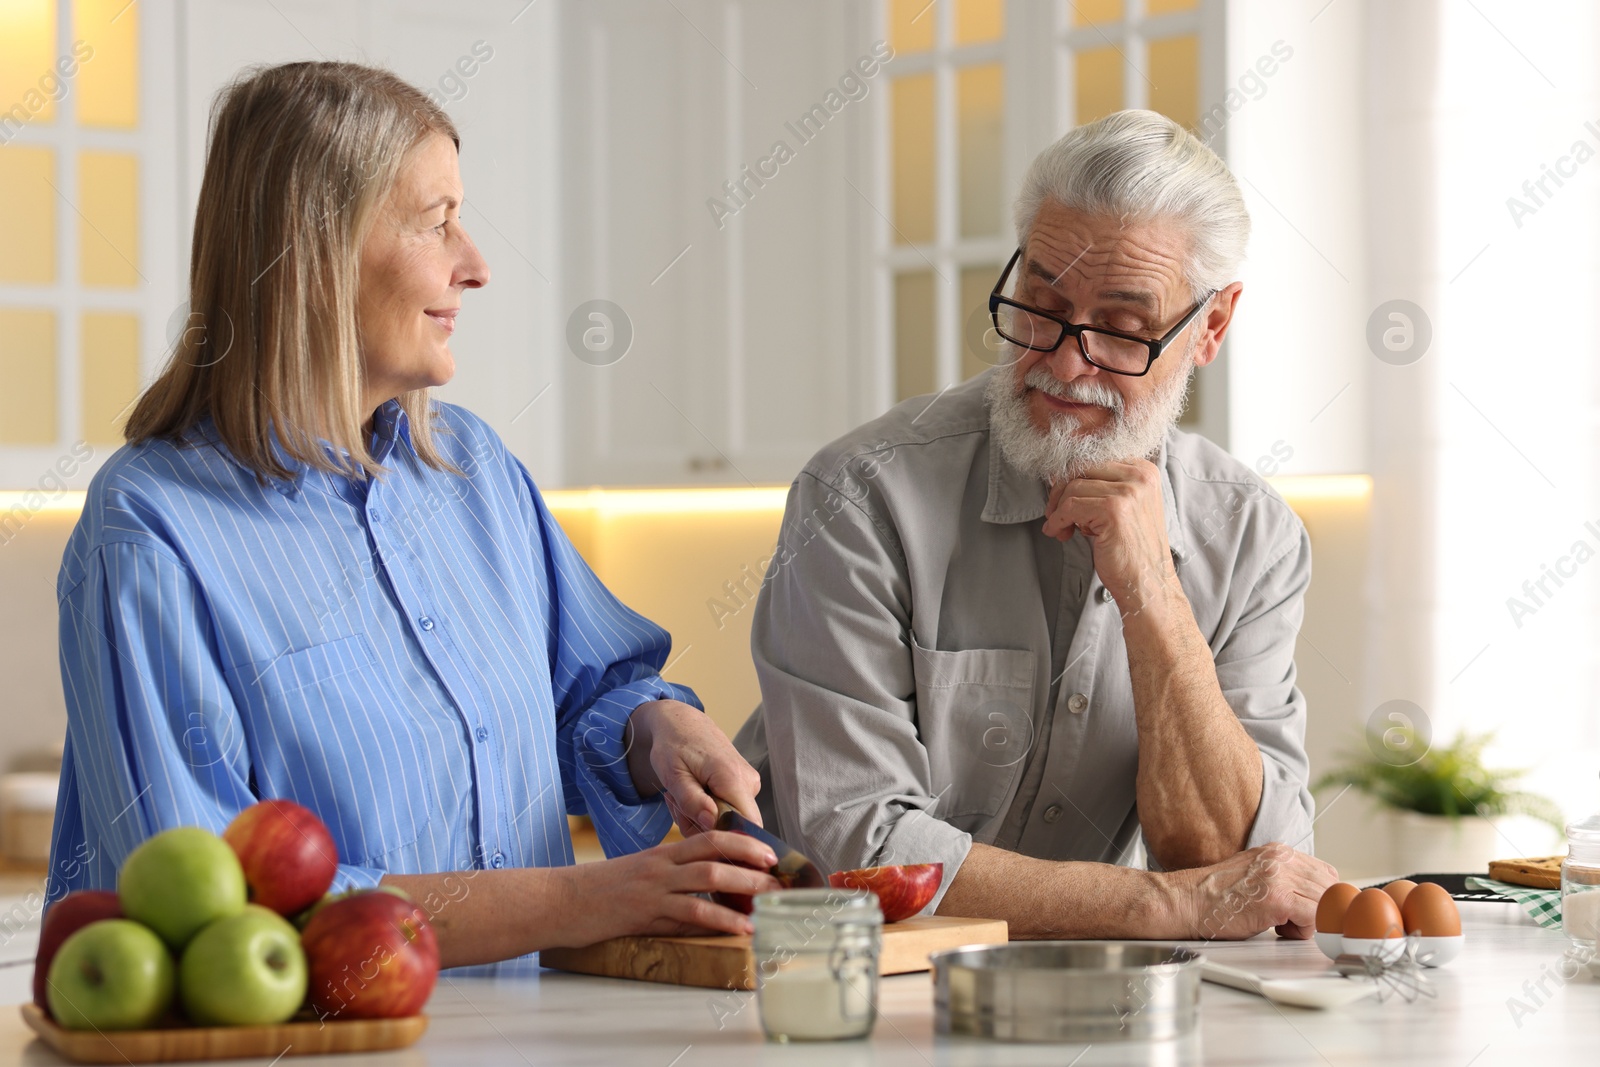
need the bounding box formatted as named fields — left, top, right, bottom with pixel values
left=561, top=0, right=873, bottom=486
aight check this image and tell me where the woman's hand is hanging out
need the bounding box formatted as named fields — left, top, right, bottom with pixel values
left=384, top=832, right=782, bottom=965
left=626, top=699, right=763, bottom=835
left=552, top=831, right=782, bottom=945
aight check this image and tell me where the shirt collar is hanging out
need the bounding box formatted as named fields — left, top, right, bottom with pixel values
left=367, top=399, right=414, bottom=465
left=981, top=422, right=1190, bottom=560
left=196, top=399, right=417, bottom=498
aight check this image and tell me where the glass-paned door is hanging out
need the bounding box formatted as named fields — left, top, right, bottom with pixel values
left=0, top=0, right=170, bottom=495
left=883, top=0, right=1010, bottom=404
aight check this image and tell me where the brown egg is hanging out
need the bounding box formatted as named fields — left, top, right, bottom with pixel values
left=1382, top=879, right=1418, bottom=911
left=1315, top=882, right=1361, bottom=933
left=1342, top=887, right=1406, bottom=939
left=1401, top=882, right=1461, bottom=936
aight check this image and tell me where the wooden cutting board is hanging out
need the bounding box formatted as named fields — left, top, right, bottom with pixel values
left=540, top=915, right=1008, bottom=991
left=19, top=1003, right=428, bottom=1064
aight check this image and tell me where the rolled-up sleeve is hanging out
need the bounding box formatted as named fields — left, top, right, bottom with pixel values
left=1213, top=524, right=1317, bottom=853
left=525, top=479, right=702, bottom=859
left=752, top=472, right=971, bottom=912
left=52, top=541, right=387, bottom=900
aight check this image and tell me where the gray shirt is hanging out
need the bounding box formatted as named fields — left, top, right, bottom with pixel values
left=735, top=370, right=1316, bottom=911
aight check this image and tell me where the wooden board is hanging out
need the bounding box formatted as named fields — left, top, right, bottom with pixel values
left=20, top=1003, right=428, bottom=1064
left=540, top=915, right=1008, bottom=991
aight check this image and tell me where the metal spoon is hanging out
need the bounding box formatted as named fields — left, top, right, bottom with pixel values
left=1202, top=961, right=1379, bottom=1009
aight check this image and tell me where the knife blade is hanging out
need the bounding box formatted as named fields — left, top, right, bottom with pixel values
left=713, top=799, right=828, bottom=887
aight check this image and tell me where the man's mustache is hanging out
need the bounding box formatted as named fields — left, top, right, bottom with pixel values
left=1021, top=366, right=1125, bottom=415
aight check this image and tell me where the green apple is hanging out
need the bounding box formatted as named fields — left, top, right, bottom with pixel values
left=46, top=919, right=175, bottom=1031
left=119, top=827, right=248, bottom=950
left=180, top=905, right=307, bottom=1026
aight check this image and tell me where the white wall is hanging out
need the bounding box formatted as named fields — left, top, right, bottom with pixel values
left=1223, top=0, right=1369, bottom=478
left=1428, top=0, right=1600, bottom=832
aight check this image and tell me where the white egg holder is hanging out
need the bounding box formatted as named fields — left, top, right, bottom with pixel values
left=1315, top=930, right=1463, bottom=968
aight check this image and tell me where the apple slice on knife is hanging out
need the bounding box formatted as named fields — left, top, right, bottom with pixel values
left=709, top=800, right=827, bottom=915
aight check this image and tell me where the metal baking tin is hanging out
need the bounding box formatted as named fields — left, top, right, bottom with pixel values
left=931, top=941, right=1204, bottom=1043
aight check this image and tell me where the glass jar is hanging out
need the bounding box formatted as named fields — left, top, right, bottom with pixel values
left=752, top=888, right=882, bottom=1042
left=1562, top=812, right=1600, bottom=955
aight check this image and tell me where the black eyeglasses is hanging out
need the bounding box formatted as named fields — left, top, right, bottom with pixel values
left=988, top=249, right=1215, bottom=377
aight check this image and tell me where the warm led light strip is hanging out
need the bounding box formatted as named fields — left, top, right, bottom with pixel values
left=0, top=478, right=1370, bottom=518
left=1266, top=475, right=1373, bottom=502
left=542, top=486, right=792, bottom=515
left=0, top=490, right=88, bottom=514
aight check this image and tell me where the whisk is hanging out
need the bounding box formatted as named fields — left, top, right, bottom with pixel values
left=1333, top=946, right=1437, bottom=1003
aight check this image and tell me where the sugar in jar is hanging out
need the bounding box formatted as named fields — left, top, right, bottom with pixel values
left=1562, top=811, right=1600, bottom=954
left=752, top=888, right=882, bottom=1042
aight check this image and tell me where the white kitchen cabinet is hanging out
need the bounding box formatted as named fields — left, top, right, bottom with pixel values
left=557, top=0, right=882, bottom=486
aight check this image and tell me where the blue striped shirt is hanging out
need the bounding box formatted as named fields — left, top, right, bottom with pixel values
left=49, top=400, right=697, bottom=973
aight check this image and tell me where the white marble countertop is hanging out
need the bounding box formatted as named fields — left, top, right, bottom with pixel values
left=3, top=901, right=1594, bottom=1065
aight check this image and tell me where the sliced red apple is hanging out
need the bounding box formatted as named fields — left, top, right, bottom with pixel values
left=712, top=869, right=802, bottom=916
left=828, top=862, right=943, bottom=923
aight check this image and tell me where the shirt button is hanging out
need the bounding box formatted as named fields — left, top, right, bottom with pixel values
left=1042, top=804, right=1064, bottom=824
left=490, top=850, right=506, bottom=868
left=475, top=725, right=489, bottom=743
left=1067, top=693, right=1089, bottom=714
left=1098, top=586, right=1115, bottom=604
left=418, top=616, right=435, bottom=631
left=369, top=507, right=382, bottom=522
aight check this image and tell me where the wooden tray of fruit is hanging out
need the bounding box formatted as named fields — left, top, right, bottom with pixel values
left=30, top=801, right=440, bottom=1064
left=21, top=1003, right=428, bottom=1064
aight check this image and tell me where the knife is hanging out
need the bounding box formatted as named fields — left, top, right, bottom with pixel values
left=713, top=799, right=828, bottom=887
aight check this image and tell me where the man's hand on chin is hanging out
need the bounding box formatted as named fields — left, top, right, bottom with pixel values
left=1043, top=459, right=1180, bottom=620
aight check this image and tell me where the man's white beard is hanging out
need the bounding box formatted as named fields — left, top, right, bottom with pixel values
left=985, top=346, right=1196, bottom=483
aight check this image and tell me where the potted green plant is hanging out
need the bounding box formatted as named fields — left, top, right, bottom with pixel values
left=1313, top=729, right=1564, bottom=873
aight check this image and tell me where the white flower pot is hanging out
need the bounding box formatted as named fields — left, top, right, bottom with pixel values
left=1385, top=809, right=1501, bottom=874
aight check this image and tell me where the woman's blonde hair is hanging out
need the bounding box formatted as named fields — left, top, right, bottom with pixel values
left=127, top=61, right=459, bottom=482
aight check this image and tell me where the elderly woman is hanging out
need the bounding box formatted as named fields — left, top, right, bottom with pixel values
left=48, top=61, right=777, bottom=971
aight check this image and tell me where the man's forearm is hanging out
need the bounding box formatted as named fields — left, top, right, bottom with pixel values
left=936, top=843, right=1193, bottom=938
left=1123, top=579, right=1263, bottom=869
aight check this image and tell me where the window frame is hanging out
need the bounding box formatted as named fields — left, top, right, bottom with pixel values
left=0, top=0, right=181, bottom=488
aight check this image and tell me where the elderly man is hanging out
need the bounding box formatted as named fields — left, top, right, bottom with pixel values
left=735, top=110, right=1337, bottom=939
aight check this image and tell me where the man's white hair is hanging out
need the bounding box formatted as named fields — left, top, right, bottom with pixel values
left=1013, top=109, right=1250, bottom=301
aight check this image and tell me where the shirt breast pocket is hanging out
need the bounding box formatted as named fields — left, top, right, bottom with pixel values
left=909, top=634, right=1036, bottom=832
left=227, top=633, right=436, bottom=868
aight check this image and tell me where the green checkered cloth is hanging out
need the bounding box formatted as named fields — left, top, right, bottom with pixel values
left=1465, top=876, right=1563, bottom=928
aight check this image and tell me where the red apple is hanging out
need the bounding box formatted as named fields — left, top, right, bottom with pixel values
left=713, top=890, right=756, bottom=916
left=828, top=863, right=944, bottom=922
left=712, top=867, right=804, bottom=917
left=224, top=800, right=339, bottom=917
left=33, top=891, right=124, bottom=1012
left=301, top=890, right=438, bottom=1019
